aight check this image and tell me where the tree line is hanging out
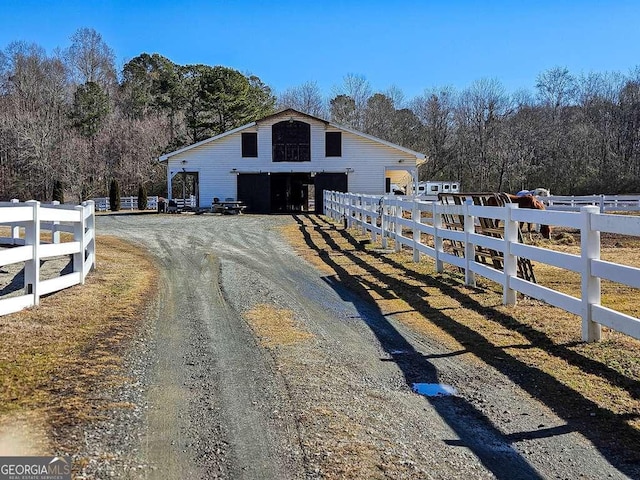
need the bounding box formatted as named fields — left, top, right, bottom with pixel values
left=2, top=28, right=639, bottom=203
left=280, top=70, right=640, bottom=195
left=0, top=28, right=275, bottom=202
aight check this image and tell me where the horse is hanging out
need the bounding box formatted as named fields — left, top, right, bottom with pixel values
left=505, top=194, right=551, bottom=239
left=486, top=193, right=551, bottom=239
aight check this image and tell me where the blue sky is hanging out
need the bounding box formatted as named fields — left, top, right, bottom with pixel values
left=2, top=0, right=639, bottom=100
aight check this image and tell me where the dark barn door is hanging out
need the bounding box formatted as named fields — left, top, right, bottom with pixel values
left=270, top=173, right=313, bottom=213
left=237, top=173, right=271, bottom=213
left=314, top=173, right=348, bottom=214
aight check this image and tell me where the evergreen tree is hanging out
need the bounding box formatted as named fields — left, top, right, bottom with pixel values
left=109, top=179, right=120, bottom=211
left=52, top=180, right=64, bottom=204
left=137, top=184, right=148, bottom=210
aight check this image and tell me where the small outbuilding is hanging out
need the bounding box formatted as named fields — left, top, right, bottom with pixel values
left=159, top=108, right=426, bottom=213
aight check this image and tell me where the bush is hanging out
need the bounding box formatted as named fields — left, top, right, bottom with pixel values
left=109, top=179, right=121, bottom=211
left=137, top=184, right=148, bottom=210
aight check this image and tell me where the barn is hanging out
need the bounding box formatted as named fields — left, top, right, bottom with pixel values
left=159, top=108, right=426, bottom=213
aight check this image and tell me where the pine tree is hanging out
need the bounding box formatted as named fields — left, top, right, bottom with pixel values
left=52, top=180, right=64, bottom=204
left=137, top=184, right=148, bottom=210
left=109, top=179, right=121, bottom=211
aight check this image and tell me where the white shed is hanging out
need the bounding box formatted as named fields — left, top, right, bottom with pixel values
left=159, top=108, right=426, bottom=213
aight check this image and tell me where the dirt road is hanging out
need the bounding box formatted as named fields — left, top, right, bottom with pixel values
left=96, top=213, right=638, bottom=479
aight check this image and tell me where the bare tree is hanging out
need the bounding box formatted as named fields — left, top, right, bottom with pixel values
left=384, top=84, right=405, bottom=109
left=332, top=73, right=372, bottom=130
left=536, top=66, right=576, bottom=115
left=455, top=78, right=508, bottom=190
left=411, top=87, right=456, bottom=179
left=0, top=42, right=70, bottom=200
left=277, top=81, right=327, bottom=118
left=66, top=28, right=116, bottom=89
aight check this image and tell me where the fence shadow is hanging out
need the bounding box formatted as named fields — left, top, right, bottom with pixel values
left=292, top=214, right=640, bottom=478
left=0, top=258, right=73, bottom=297
left=0, top=268, right=23, bottom=297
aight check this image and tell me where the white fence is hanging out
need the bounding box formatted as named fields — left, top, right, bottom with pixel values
left=324, top=191, right=640, bottom=343
left=543, top=194, right=640, bottom=213
left=0, top=199, right=96, bottom=316
left=169, top=196, right=197, bottom=210
left=93, top=196, right=159, bottom=212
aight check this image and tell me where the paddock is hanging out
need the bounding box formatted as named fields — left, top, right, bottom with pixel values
left=324, top=191, right=640, bottom=342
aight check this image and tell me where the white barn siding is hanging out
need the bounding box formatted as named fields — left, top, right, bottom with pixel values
left=341, top=132, right=413, bottom=194
left=167, top=135, right=240, bottom=205
left=163, top=109, right=425, bottom=208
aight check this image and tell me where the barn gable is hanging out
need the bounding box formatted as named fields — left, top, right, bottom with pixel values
left=160, top=108, right=426, bottom=213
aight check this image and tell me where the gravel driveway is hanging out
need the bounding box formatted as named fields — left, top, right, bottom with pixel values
left=96, top=213, right=637, bottom=479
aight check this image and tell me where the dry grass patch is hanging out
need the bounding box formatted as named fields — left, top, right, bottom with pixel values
left=244, top=304, right=313, bottom=348
left=0, top=235, right=157, bottom=454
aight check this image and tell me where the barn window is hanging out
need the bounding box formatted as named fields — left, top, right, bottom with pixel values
left=242, top=133, right=258, bottom=157
left=325, top=132, right=342, bottom=157
left=272, top=120, right=310, bottom=162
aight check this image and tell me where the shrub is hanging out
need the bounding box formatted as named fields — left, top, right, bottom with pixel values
left=137, top=184, right=148, bottom=210
left=109, top=179, right=121, bottom=211
left=52, top=180, right=64, bottom=204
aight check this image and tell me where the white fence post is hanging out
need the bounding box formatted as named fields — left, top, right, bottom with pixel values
left=394, top=198, right=402, bottom=252
left=24, top=200, right=40, bottom=305
left=381, top=197, right=388, bottom=249
left=412, top=200, right=421, bottom=262
left=581, top=205, right=602, bottom=342
left=329, top=191, right=334, bottom=219
left=51, top=200, right=61, bottom=244
left=85, top=200, right=96, bottom=275
left=324, top=190, right=328, bottom=216
left=433, top=202, right=444, bottom=273
left=326, top=190, right=331, bottom=217
left=464, top=199, right=476, bottom=287
left=10, top=199, right=20, bottom=245
left=503, top=204, right=518, bottom=305
left=367, top=197, right=376, bottom=242
left=359, top=196, right=365, bottom=235
left=74, top=204, right=87, bottom=284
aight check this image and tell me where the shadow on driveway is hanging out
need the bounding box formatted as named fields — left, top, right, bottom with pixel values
left=293, top=214, right=640, bottom=479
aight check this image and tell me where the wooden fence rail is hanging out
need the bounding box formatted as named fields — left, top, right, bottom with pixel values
left=324, top=191, right=640, bottom=342
left=0, top=199, right=96, bottom=316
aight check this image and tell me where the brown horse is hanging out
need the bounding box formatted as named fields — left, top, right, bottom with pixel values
left=506, top=194, right=551, bottom=239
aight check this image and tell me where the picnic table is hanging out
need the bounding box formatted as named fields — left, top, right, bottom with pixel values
left=211, top=200, right=246, bottom=215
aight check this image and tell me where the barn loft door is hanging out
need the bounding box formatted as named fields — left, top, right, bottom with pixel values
left=314, top=173, right=348, bottom=214
left=237, top=173, right=270, bottom=213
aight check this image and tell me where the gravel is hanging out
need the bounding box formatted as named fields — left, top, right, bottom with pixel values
left=81, top=212, right=639, bottom=479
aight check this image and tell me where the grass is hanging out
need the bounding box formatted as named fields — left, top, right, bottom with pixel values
left=0, top=235, right=157, bottom=456
left=244, top=304, right=314, bottom=347
left=282, top=214, right=640, bottom=458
